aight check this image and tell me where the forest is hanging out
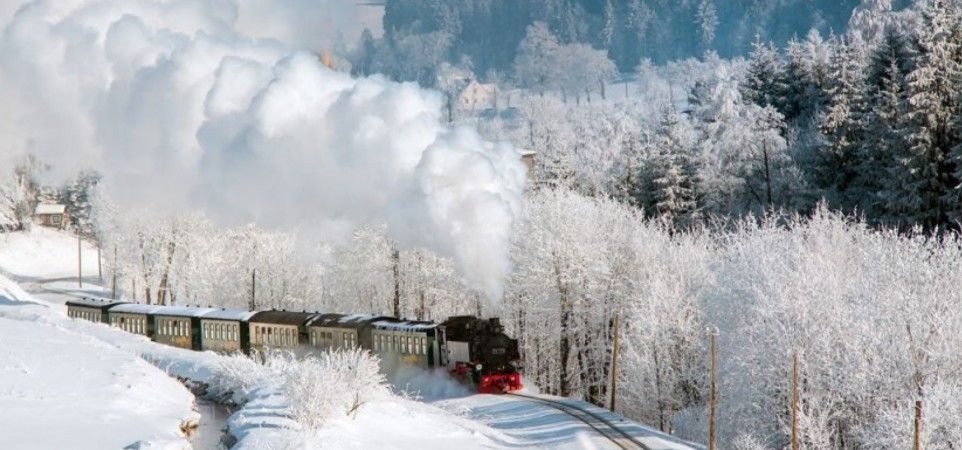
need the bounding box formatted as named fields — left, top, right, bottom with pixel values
left=356, top=0, right=868, bottom=81
left=2, top=0, right=962, bottom=448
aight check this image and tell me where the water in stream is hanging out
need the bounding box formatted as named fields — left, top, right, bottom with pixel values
left=190, top=399, right=233, bottom=449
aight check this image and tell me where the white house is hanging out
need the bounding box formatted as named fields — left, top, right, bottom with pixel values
left=457, top=80, right=498, bottom=111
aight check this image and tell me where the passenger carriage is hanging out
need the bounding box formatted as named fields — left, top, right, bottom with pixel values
left=151, top=306, right=218, bottom=350
left=199, top=309, right=255, bottom=354
left=107, top=303, right=164, bottom=336
left=369, top=318, right=443, bottom=369
left=305, top=313, right=363, bottom=351
left=247, top=310, right=316, bottom=353
left=65, top=298, right=127, bottom=323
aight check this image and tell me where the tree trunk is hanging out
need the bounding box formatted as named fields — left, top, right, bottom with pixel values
left=653, top=343, right=666, bottom=431
left=157, top=241, right=175, bottom=306
left=557, top=274, right=572, bottom=397
left=708, top=333, right=717, bottom=450
left=392, top=247, right=401, bottom=318
left=763, top=140, right=773, bottom=207
left=791, top=352, right=799, bottom=450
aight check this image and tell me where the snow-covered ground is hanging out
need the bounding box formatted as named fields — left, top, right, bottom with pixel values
left=0, top=228, right=699, bottom=449
left=0, top=276, right=196, bottom=449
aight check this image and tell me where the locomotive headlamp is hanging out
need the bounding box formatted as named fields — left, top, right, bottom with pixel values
left=476, top=364, right=482, bottom=371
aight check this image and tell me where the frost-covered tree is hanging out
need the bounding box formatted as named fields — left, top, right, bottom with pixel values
left=816, top=41, right=868, bottom=210
left=513, top=22, right=562, bottom=94
left=63, top=171, right=101, bottom=238
left=638, top=108, right=699, bottom=225
left=890, top=0, right=962, bottom=230
left=861, top=25, right=914, bottom=222
left=557, top=43, right=617, bottom=103
left=741, top=37, right=786, bottom=110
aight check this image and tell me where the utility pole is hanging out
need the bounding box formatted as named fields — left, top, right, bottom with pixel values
left=97, top=245, right=102, bottom=280
left=249, top=269, right=257, bottom=311
left=791, top=351, right=799, bottom=450
left=77, top=234, right=83, bottom=288
left=609, top=313, right=620, bottom=412
left=914, top=399, right=922, bottom=450
left=708, top=330, right=718, bottom=450
left=111, top=246, right=117, bottom=299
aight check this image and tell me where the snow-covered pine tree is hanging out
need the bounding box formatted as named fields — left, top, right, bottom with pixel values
left=781, top=31, right=833, bottom=124
left=63, top=171, right=101, bottom=238
left=741, top=36, right=786, bottom=111
left=893, top=0, right=962, bottom=230
left=740, top=105, right=793, bottom=211
left=648, top=108, right=699, bottom=226
left=816, top=40, right=868, bottom=211
left=861, top=25, right=914, bottom=223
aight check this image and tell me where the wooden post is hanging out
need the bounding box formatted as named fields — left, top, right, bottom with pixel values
left=111, top=246, right=117, bottom=299
left=791, top=351, right=799, bottom=450
left=77, top=234, right=83, bottom=288
left=609, top=313, right=620, bottom=412
left=914, top=399, right=922, bottom=450
left=709, top=332, right=717, bottom=450
left=249, top=269, right=257, bottom=311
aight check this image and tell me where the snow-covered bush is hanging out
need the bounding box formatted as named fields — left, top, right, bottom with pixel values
left=282, top=349, right=388, bottom=429
left=207, top=352, right=269, bottom=404
left=208, top=349, right=387, bottom=429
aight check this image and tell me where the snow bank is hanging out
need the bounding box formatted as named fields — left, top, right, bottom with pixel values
left=0, top=228, right=100, bottom=279
left=0, top=306, right=195, bottom=449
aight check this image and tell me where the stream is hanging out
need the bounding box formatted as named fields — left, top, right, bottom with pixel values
left=190, top=398, right=234, bottom=449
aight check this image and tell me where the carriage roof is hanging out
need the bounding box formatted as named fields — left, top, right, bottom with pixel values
left=371, top=318, right=438, bottom=333
left=151, top=305, right=219, bottom=318
left=108, top=303, right=165, bottom=315
left=248, top=310, right=317, bottom=326
left=201, top=309, right=257, bottom=321
left=65, top=298, right=127, bottom=311
left=307, top=313, right=393, bottom=330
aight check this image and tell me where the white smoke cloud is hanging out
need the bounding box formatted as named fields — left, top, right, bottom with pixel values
left=0, top=0, right=525, bottom=302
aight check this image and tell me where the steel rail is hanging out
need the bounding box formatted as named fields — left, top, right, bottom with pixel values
left=506, top=392, right=651, bottom=450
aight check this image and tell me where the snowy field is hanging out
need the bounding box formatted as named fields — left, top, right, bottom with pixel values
left=0, top=228, right=696, bottom=449
left=0, top=276, right=196, bottom=449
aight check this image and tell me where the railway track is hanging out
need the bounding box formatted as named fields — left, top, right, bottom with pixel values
left=506, top=392, right=651, bottom=450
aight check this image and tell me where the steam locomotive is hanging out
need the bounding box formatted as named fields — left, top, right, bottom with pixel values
left=65, top=297, right=523, bottom=393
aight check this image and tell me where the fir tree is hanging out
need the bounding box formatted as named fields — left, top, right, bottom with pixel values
left=861, top=26, right=914, bottom=222
left=894, top=0, right=962, bottom=230
left=647, top=108, right=699, bottom=226
left=63, top=171, right=101, bottom=238
left=742, top=37, right=786, bottom=110
left=817, top=40, right=868, bottom=210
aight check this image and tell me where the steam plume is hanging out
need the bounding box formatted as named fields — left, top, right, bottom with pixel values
left=0, top=0, right=526, bottom=302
